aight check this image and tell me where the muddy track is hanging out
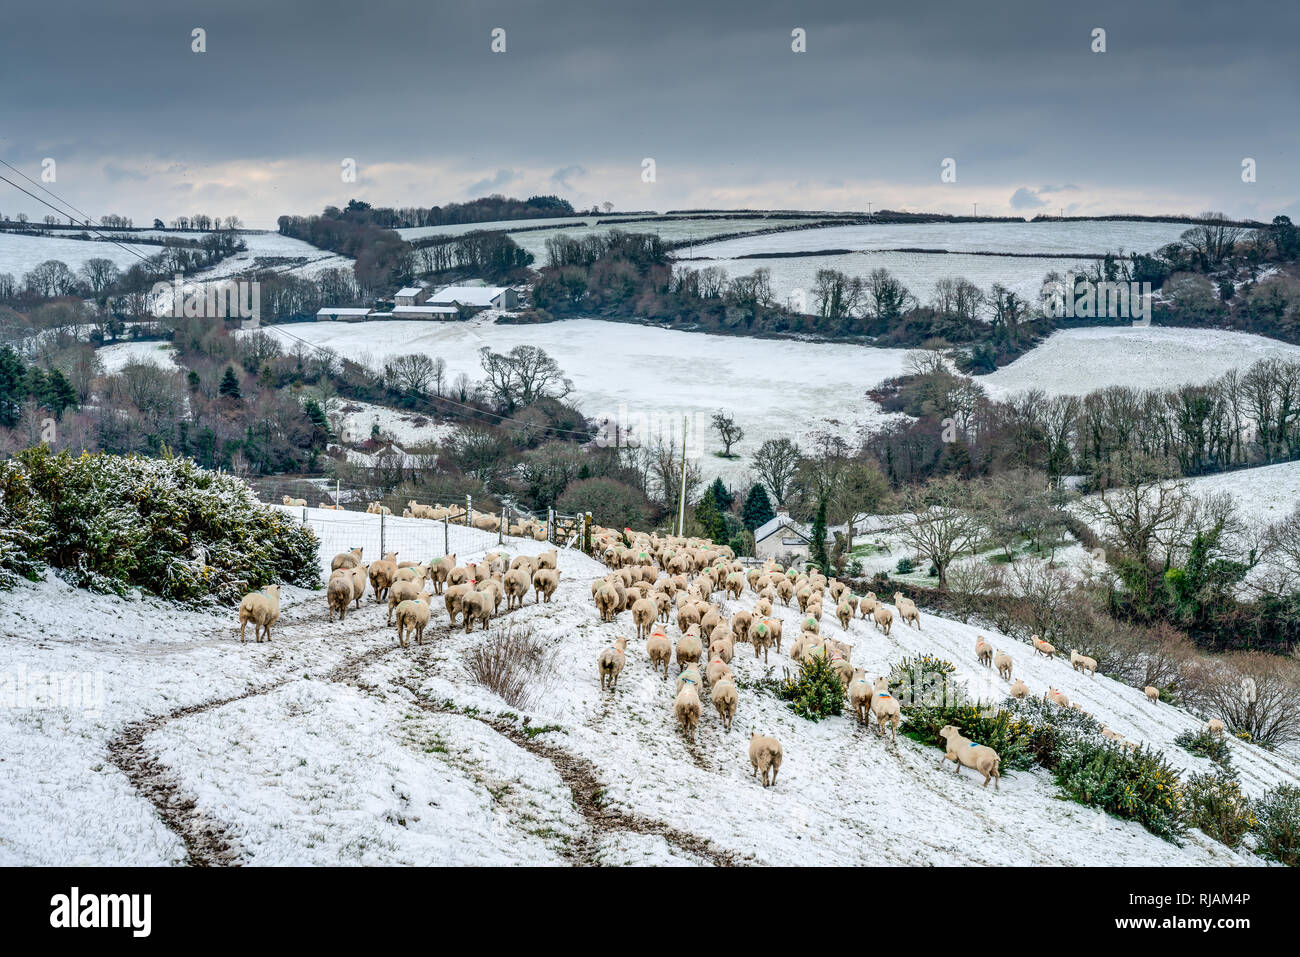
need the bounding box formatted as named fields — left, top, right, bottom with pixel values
left=107, top=682, right=284, bottom=866
left=400, top=671, right=749, bottom=867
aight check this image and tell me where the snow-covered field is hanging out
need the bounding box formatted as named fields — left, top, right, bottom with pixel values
left=2, top=509, right=1290, bottom=866
left=259, top=315, right=913, bottom=485
left=95, top=340, right=180, bottom=373
left=0, top=231, right=158, bottom=275
left=508, top=216, right=828, bottom=263
left=1180, top=460, right=1300, bottom=527
left=978, top=327, right=1300, bottom=398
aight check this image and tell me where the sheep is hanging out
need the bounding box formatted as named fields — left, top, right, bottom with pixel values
left=394, top=594, right=431, bottom=648
left=873, top=605, right=893, bottom=636
left=776, top=579, right=795, bottom=605
left=711, top=678, right=738, bottom=732
left=428, top=554, right=456, bottom=593
left=675, top=677, right=702, bottom=742
left=532, top=568, right=560, bottom=603
left=282, top=495, right=307, bottom=507
left=629, top=594, right=655, bottom=638
left=706, top=656, right=733, bottom=687
left=829, top=649, right=854, bottom=690
left=859, top=593, right=877, bottom=619
left=675, top=625, right=703, bottom=672
left=1009, top=678, right=1029, bottom=699
left=1045, top=687, right=1070, bottom=709
left=848, top=668, right=874, bottom=725
left=598, top=637, right=629, bottom=691
left=975, top=636, right=993, bottom=668
left=647, top=628, right=673, bottom=680
left=503, top=567, right=531, bottom=610
left=387, top=576, right=427, bottom=626
left=346, top=563, right=368, bottom=608
left=1100, top=725, right=1124, bottom=743
left=444, top=583, right=473, bottom=627
left=406, top=499, right=436, bottom=520
left=1031, top=635, right=1055, bottom=659
left=937, top=725, right=1000, bottom=789
left=462, top=588, right=494, bottom=634
left=893, top=592, right=921, bottom=629
left=593, top=581, right=622, bottom=622
left=394, top=562, right=429, bottom=584
left=748, top=733, right=782, bottom=787
left=709, top=631, right=734, bottom=665
left=800, top=613, right=820, bottom=635
left=238, top=585, right=281, bottom=643
left=836, top=600, right=855, bottom=630
left=1070, top=650, right=1098, bottom=677
left=369, top=553, right=400, bottom=602
left=331, top=546, right=364, bottom=571
left=755, top=597, right=773, bottom=619
left=748, top=618, right=777, bottom=663
left=731, top=609, right=753, bottom=643
left=536, top=549, right=558, bottom=570
left=993, top=650, right=1013, bottom=680
left=870, top=677, right=901, bottom=742
left=1208, top=718, right=1225, bottom=735
left=366, top=502, right=391, bottom=515
left=1144, top=686, right=1160, bottom=705
left=327, top=572, right=354, bottom=621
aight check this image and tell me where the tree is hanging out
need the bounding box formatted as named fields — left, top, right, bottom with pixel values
left=79, top=258, right=120, bottom=296
left=711, top=410, right=744, bottom=457
left=557, top=476, right=650, bottom=531
left=896, top=476, right=983, bottom=589
left=707, top=476, right=734, bottom=512
left=384, top=353, right=439, bottom=394
left=741, top=482, right=775, bottom=532
left=809, top=498, right=830, bottom=574
left=478, top=344, right=573, bottom=413
left=694, top=486, right=728, bottom=544
left=752, top=437, right=800, bottom=504
left=218, top=366, right=242, bottom=399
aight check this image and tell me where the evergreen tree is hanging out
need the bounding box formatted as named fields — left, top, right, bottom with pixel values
left=741, top=482, right=775, bottom=532
left=0, top=346, right=27, bottom=427
left=708, top=476, right=734, bottom=512
left=694, top=487, right=727, bottom=544
left=218, top=366, right=242, bottom=399
left=810, top=498, right=830, bottom=574
left=42, top=368, right=78, bottom=418
left=303, top=397, right=329, bottom=436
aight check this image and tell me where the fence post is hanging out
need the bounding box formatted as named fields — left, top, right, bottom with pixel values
left=335, top=479, right=340, bottom=509
left=443, top=515, right=449, bottom=555
left=302, top=506, right=307, bottom=524
left=547, top=507, right=555, bottom=544
left=380, top=511, right=386, bottom=557
left=466, top=494, right=472, bottom=526
left=498, top=505, right=505, bottom=546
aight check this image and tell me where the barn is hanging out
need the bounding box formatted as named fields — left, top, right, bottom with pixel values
left=753, top=507, right=812, bottom=563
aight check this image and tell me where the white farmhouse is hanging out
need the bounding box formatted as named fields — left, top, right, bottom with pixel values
left=753, top=506, right=812, bottom=564
left=394, top=286, right=429, bottom=307
left=426, top=285, right=518, bottom=312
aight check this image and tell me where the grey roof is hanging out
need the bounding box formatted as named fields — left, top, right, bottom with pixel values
left=754, top=513, right=810, bottom=544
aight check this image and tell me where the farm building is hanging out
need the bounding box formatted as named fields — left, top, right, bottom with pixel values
left=753, top=506, right=812, bottom=563
left=393, top=286, right=429, bottom=307
left=390, top=304, right=460, bottom=320
left=426, top=285, right=518, bottom=312
left=315, top=307, right=373, bottom=321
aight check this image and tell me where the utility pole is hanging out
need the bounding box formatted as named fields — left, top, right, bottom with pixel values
left=676, top=414, right=688, bottom=537
left=972, top=202, right=978, bottom=218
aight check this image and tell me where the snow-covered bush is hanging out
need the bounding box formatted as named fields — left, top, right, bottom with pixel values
left=1182, top=770, right=1253, bottom=848
left=1174, top=728, right=1233, bottom=772
left=901, top=702, right=1035, bottom=772
left=1052, top=737, right=1186, bottom=841
left=1251, top=784, right=1300, bottom=866
left=776, top=654, right=845, bottom=721
left=0, top=458, right=45, bottom=589
left=3, top=446, right=319, bottom=602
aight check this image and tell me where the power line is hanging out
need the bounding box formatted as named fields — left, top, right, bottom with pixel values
left=0, top=170, right=162, bottom=268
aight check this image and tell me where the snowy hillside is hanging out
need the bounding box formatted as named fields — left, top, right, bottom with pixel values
left=2, top=508, right=1291, bottom=866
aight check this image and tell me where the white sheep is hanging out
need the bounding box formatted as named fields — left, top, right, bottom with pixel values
left=238, top=584, right=281, bottom=643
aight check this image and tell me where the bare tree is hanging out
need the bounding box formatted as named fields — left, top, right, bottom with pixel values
left=711, top=410, right=744, bottom=457
left=751, top=437, right=801, bottom=504
left=385, top=353, right=438, bottom=394
left=895, top=475, right=983, bottom=589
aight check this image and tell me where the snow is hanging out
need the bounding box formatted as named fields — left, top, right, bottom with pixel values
left=0, top=231, right=159, bottom=275
left=325, top=397, right=455, bottom=448
left=979, top=327, right=1300, bottom=398
left=95, top=340, right=180, bottom=373
left=1, top=508, right=1293, bottom=865
left=1179, top=460, right=1300, bottom=526
left=258, top=315, right=913, bottom=485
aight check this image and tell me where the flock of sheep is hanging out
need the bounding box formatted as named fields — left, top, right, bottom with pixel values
left=235, top=513, right=1229, bottom=794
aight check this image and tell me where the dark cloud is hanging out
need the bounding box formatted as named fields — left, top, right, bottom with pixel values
left=1010, top=187, right=1048, bottom=210
left=467, top=168, right=518, bottom=194
left=0, top=0, right=1296, bottom=222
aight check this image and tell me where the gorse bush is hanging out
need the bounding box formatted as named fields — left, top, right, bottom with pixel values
left=1174, top=728, right=1234, bottom=772
left=1182, top=770, right=1253, bottom=848
left=777, top=654, right=845, bottom=721
left=1001, top=696, right=1104, bottom=768
left=0, top=446, right=319, bottom=602
left=888, top=654, right=966, bottom=707
left=1252, top=784, right=1300, bottom=867
left=1053, top=737, right=1186, bottom=841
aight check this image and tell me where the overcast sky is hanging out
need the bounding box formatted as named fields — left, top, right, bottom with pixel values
left=1, top=0, right=1296, bottom=227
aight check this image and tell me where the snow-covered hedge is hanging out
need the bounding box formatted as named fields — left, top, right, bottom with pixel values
left=0, top=447, right=319, bottom=602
